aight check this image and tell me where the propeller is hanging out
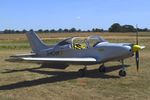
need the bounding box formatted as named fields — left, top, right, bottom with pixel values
left=133, top=44, right=145, bottom=61
left=132, top=25, right=145, bottom=72
left=135, top=25, right=139, bottom=72
left=135, top=51, right=139, bottom=71
left=136, top=25, right=139, bottom=45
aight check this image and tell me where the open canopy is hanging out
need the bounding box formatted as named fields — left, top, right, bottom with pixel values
left=56, top=35, right=108, bottom=49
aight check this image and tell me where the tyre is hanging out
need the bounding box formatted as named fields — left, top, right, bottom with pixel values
left=98, top=65, right=106, bottom=72
left=119, top=70, right=126, bottom=77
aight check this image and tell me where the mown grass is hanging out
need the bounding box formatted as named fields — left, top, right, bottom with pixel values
left=0, top=32, right=150, bottom=100
left=0, top=32, right=149, bottom=50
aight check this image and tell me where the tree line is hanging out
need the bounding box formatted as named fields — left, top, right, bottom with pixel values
left=2, top=28, right=104, bottom=34
left=109, top=23, right=149, bottom=32
left=1, top=23, right=149, bottom=34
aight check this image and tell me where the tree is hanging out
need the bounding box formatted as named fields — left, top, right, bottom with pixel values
left=109, top=23, right=122, bottom=32
left=137, top=28, right=148, bottom=32
left=122, top=25, right=135, bottom=32
left=50, top=29, right=56, bottom=33
left=22, top=29, right=27, bottom=33
left=38, top=29, right=43, bottom=33
left=29, top=29, right=34, bottom=32
left=87, top=30, right=91, bottom=32
left=3, top=29, right=15, bottom=33
left=109, top=23, right=137, bottom=32
left=15, top=30, right=20, bottom=33
left=143, top=28, right=148, bottom=32
left=44, top=29, right=49, bottom=33
left=69, top=28, right=76, bottom=32
left=58, top=28, right=63, bottom=33
left=77, top=29, right=81, bottom=32
left=64, top=29, right=69, bottom=32
left=92, top=28, right=103, bottom=32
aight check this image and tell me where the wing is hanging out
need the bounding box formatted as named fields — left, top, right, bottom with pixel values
left=6, top=57, right=97, bottom=65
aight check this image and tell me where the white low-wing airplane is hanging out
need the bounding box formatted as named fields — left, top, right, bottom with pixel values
left=6, top=31, right=145, bottom=77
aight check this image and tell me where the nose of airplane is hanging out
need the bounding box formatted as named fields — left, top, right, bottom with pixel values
left=123, top=45, right=132, bottom=52
left=123, top=44, right=145, bottom=53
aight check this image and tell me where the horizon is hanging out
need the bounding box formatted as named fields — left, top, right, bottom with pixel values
left=0, top=0, right=150, bottom=31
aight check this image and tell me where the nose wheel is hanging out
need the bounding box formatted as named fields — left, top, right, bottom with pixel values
left=119, top=60, right=127, bottom=77
left=119, top=70, right=126, bottom=77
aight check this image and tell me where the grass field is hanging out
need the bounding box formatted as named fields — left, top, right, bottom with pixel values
left=0, top=32, right=150, bottom=100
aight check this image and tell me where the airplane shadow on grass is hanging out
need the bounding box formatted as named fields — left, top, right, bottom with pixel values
left=0, top=65, right=130, bottom=90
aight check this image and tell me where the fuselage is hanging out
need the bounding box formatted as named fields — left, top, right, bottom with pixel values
left=36, top=42, right=134, bottom=65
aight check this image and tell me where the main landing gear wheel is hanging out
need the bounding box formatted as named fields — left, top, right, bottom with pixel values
left=119, top=70, right=126, bottom=77
left=98, top=64, right=106, bottom=72
left=78, top=67, right=87, bottom=77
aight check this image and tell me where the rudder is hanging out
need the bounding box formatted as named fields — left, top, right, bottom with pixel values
left=26, top=30, right=48, bottom=52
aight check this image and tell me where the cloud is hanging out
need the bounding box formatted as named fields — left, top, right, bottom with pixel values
left=76, top=16, right=81, bottom=20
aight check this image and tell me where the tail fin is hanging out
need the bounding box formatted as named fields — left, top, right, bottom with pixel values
left=26, top=31, right=48, bottom=52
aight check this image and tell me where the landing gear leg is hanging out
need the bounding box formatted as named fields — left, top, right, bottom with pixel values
left=78, top=66, right=87, bottom=77
left=119, top=60, right=126, bottom=77
left=98, top=63, right=106, bottom=72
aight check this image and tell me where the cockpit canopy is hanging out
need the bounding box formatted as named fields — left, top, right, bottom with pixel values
left=56, top=35, right=107, bottom=49
left=87, top=36, right=107, bottom=47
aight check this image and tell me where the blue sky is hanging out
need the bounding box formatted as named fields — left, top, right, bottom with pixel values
left=0, top=0, right=150, bottom=30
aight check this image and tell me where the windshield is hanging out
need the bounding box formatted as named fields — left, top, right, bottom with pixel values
left=57, top=38, right=72, bottom=46
left=87, top=36, right=107, bottom=47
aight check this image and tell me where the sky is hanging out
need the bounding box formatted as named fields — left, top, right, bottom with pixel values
left=0, top=0, right=150, bottom=30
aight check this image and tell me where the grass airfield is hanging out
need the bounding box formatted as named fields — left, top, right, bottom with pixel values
left=0, top=32, right=150, bottom=100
